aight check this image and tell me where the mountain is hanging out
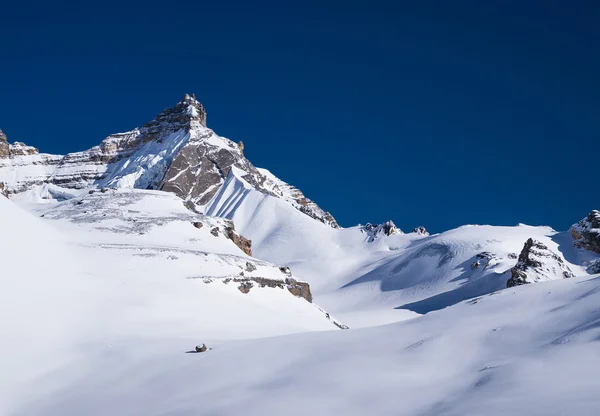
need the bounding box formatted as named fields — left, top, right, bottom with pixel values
left=2, top=95, right=600, bottom=415
left=0, top=94, right=337, bottom=227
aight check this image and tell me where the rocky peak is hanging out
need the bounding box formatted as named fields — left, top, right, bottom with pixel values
left=0, top=95, right=340, bottom=228
left=362, top=220, right=401, bottom=242
left=507, top=238, right=574, bottom=287
left=411, top=226, right=429, bottom=236
left=570, top=210, right=600, bottom=254
left=0, top=129, right=39, bottom=159
left=145, top=93, right=207, bottom=130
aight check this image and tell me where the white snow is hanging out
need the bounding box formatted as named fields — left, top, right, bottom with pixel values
left=2, top=122, right=599, bottom=415
left=9, top=271, right=600, bottom=416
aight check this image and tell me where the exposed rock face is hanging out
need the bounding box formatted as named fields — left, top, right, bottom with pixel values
left=0, top=96, right=339, bottom=228
left=411, top=226, right=429, bottom=236
left=0, top=129, right=9, bottom=158
left=286, top=278, right=313, bottom=303
left=471, top=252, right=497, bottom=270
left=237, top=281, right=253, bottom=294
left=507, top=238, right=574, bottom=288
left=0, top=130, right=39, bottom=159
left=361, top=220, right=401, bottom=242
left=10, top=142, right=39, bottom=156
left=233, top=276, right=313, bottom=302
left=570, top=210, right=600, bottom=254
left=195, top=344, right=208, bottom=353
left=225, top=221, right=252, bottom=256
left=0, top=182, right=7, bottom=197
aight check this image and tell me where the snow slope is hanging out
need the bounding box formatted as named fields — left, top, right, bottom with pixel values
left=206, top=168, right=591, bottom=327
left=0, top=191, right=343, bottom=414
left=11, top=274, right=600, bottom=416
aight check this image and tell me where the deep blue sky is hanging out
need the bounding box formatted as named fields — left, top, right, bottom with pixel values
left=1, top=0, right=598, bottom=232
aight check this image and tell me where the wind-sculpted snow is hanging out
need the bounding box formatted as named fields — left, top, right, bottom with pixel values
left=1, top=190, right=348, bottom=414
left=11, top=273, right=600, bottom=416
left=3, top=95, right=600, bottom=415
left=204, top=169, right=591, bottom=325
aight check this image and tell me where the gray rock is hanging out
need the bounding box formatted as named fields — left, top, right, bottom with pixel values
left=570, top=210, right=600, bottom=254
left=507, top=238, right=574, bottom=288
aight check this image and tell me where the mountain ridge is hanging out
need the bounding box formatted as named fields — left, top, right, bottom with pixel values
left=0, top=94, right=338, bottom=228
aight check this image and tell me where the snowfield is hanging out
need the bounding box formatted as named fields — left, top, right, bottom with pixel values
left=2, top=96, right=599, bottom=415
left=4, top=187, right=600, bottom=415
left=10, top=274, right=600, bottom=416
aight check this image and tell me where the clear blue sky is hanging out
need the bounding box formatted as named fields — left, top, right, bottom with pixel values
left=1, top=0, right=598, bottom=232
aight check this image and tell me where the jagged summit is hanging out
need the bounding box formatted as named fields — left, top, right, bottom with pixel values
left=144, top=93, right=207, bottom=129
left=0, top=95, right=338, bottom=227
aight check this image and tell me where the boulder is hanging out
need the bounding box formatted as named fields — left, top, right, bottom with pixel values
left=237, top=281, right=253, bottom=294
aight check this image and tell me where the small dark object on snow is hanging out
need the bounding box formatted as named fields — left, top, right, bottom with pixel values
left=88, top=189, right=95, bottom=194
left=195, top=344, right=208, bottom=353
left=100, top=188, right=109, bottom=193
left=192, top=221, right=203, bottom=229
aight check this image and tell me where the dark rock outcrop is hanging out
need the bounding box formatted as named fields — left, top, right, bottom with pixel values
left=411, top=226, right=429, bottom=236
left=195, top=344, right=208, bottom=353
left=570, top=210, right=600, bottom=254
left=0, top=129, right=9, bottom=158
left=286, top=278, right=313, bottom=303
left=233, top=276, right=313, bottom=302
left=471, top=252, right=496, bottom=270
left=225, top=222, right=252, bottom=256
left=0, top=182, right=7, bottom=197
left=362, top=220, right=401, bottom=242
left=507, top=238, right=574, bottom=288
left=237, top=281, right=254, bottom=294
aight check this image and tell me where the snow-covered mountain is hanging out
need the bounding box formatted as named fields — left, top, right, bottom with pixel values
left=0, top=95, right=337, bottom=227
left=2, top=96, right=599, bottom=415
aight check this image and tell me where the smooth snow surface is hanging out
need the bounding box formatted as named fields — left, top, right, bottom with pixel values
left=11, top=274, right=600, bottom=416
